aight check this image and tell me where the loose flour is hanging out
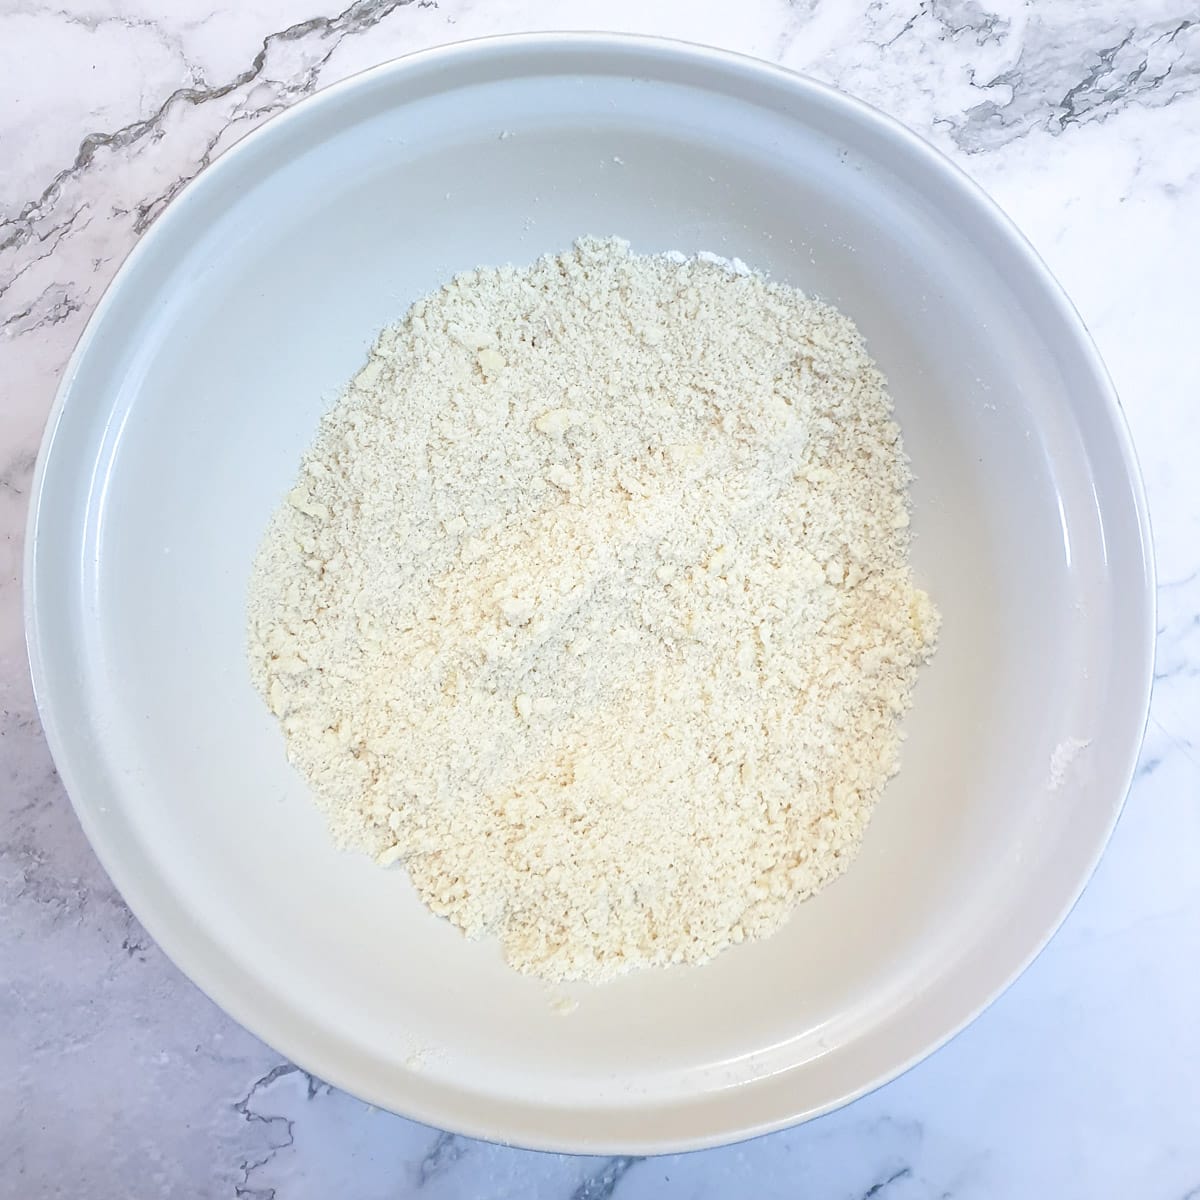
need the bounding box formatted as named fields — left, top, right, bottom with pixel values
left=247, top=238, right=938, bottom=982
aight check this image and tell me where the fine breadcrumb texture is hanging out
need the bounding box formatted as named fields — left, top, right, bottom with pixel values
left=247, top=238, right=939, bottom=983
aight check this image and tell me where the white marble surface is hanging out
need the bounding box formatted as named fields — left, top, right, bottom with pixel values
left=2, top=0, right=1199, bottom=1195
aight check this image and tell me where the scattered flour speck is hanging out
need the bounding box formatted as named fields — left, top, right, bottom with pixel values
left=1048, top=737, right=1092, bottom=791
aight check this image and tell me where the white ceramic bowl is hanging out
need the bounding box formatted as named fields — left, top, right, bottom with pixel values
left=26, top=35, right=1154, bottom=1153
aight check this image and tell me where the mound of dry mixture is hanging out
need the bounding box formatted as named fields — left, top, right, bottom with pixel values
left=247, top=238, right=938, bottom=983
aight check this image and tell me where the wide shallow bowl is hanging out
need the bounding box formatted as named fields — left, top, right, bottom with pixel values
left=26, top=34, right=1154, bottom=1153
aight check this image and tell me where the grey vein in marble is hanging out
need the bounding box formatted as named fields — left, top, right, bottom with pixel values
left=570, top=1156, right=643, bottom=1200
left=234, top=1065, right=332, bottom=1197
left=0, top=0, right=418, bottom=254
left=952, top=14, right=1199, bottom=152
left=861, top=1167, right=913, bottom=1198
left=417, top=1131, right=469, bottom=1187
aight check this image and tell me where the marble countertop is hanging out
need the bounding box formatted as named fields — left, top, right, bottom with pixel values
left=3, top=1, right=1199, bottom=1196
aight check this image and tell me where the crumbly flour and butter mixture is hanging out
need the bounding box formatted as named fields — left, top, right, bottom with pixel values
left=247, top=238, right=938, bottom=983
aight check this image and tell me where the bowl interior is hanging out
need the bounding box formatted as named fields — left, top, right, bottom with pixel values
left=28, top=38, right=1152, bottom=1152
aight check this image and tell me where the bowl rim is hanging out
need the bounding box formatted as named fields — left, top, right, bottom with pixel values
left=24, top=31, right=1156, bottom=1155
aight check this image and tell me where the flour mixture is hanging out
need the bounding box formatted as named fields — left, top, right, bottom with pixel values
left=247, top=238, right=938, bottom=982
